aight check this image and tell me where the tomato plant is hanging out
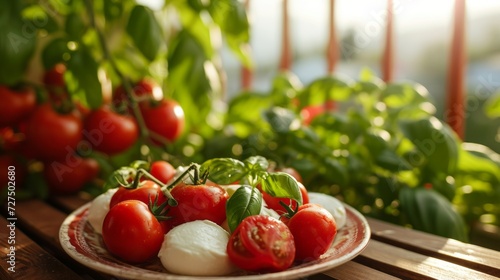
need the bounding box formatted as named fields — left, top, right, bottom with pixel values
left=285, top=204, right=337, bottom=262
left=102, top=200, right=165, bottom=263
left=25, top=104, right=83, bottom=160
left=150, top=160, right=176, bottom=184
left=227, top=215, right=295, bottom=272
left=43, top=157, right=99, bottom=194
left=0, top=85, right=36, bottom=127
left=84, top=106, right=139, bottom=155
left=140, top=99, right=185, bottom=143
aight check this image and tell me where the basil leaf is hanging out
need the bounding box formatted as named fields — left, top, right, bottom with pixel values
left=126, top=5, right=162, bottom=61
left=243, top=156, right=268, bottom=171
left=0, top=1, right=36, bottom=85
left=226, top=185, right=262, bottom=232
left=260, top=172, right=302, bottom=205
left=66, top=47, right=102, bottom=109
left=201, top=158, right=246, bottom=185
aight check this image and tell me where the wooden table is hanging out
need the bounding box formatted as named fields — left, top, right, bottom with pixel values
left=1, top=195, right=500, bottom=280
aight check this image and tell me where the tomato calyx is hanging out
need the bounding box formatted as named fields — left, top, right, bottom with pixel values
left=105, top=160, right=178, bottom=207
left=148, top=194, right=171, bottom=222
left=279, top=200, right=300, bottom=220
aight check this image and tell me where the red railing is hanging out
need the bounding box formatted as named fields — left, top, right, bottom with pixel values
left=240, top=0, right=466, bottom=139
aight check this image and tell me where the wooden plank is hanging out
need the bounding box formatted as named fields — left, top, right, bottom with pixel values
left=13, top=199, right=114, bottom=280
left=321, top=261, right=401, bottom=280
left=367, top=217, right=500, bottom=276
left=356, top=240, right=499, bottom=280
left=0, top=215, right=83, bottom=280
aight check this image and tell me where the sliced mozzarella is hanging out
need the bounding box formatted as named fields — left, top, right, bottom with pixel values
left=308, top=192, right=347, bottom=229
left=87, top=188, right=118, bottom=234
left=158, top=220, right=237, bottom=276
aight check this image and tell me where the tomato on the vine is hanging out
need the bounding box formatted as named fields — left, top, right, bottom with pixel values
left=284, top=203, right=337, bottom=262
left=0, top=85, right=36, bottom=127
left=109, top=180, right=167, bottom=209
left=140, top=99, right=185, bottom=143
left=167, top=182, right=228, bottom=227
left=102, top=200, right=165, bottom=263
left=227, top=215, right=295, bottom=272
left=113, top=78, right=163, bottom=107
left=25, top=104, right=83, bottom=160
left=43, top=156, right=99, bottom=194
left=84, top=106, right=138, bottom=155
left=150, top=160, right=176, bottom=184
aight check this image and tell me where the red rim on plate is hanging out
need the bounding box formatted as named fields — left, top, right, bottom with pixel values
left=59, top=201, right=370, bottom=280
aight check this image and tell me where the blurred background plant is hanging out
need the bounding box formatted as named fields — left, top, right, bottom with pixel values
left=0, top=0, right=499, bottom=248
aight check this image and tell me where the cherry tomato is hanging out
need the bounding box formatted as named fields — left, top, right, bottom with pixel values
left=140, top=99, right=185, bottom=143
left=84, top=106, right=138, bottom=155
left=43, top=63, right=66, bottom=88
left=102, top=200, right=164, bottom=263
left=0, top=85, right=36, bottom=127
left=109, top=180, right=167, bottom=209
left=113, top=78, right=163, bottom=107
left=227, top=215, right=295, bottom=272
left=25, top=104, right=83, bottom=160
left=44, top=156, right=99, bottom=194
left=167, top=182, right=228, bottom=227
left=286, top=203, right=337, bottom=262
left=261, top=182, right=309, bottom=215
left=43, top=63, right=68, bottom=105
left=150, top=160, right=176, bottom=184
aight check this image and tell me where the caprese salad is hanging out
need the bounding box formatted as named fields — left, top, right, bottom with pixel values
left=87, top=156, right=347, bottom=276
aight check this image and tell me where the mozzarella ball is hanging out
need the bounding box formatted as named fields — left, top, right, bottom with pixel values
left=87, top=188, right=117, bottom=234
left=158, top=220, right=237, bottom=276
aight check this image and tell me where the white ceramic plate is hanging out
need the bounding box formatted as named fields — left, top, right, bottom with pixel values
left=59, top=201, right=370, bottom=280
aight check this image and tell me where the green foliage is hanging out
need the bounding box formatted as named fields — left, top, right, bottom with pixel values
left=197, top=70, right=500, bottom=241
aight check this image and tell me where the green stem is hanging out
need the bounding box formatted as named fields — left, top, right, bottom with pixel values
left=164, top=164, right=198, bottom=190
left=137, top=168, right=177, bottom=206
left=83, top=0, right=149, bottom=139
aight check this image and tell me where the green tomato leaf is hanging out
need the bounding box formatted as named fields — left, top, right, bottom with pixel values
left=399, top=117, right=459, bottom=174
left=263, top=107, right=300, bottom=133
left=22, top=4, right=59, bottom=34
left=322, top=157, right=348, bottom=186
left=399, top=187, right=468, bottom=242
left=226, top=185, right=262, bottom=232
left=41, top=37, right=70, bottom=70
left=65, top=12, right=87, bottom=40
left=381, top=82, right=430, bottom=108
left=260, top=172, right=302, bottom=205
left=300, top=76, right=352, bottom=106
left=209, top=0, right=251, bottom=66
left=104, top=0, right=124, bottom=21
left=66, top=47, right=102, bottom=109
left=201, top=158, right=247, bottom=185
left=0, top=1, right=37, bottom=85
left=126, top=5, right=163, bottom=61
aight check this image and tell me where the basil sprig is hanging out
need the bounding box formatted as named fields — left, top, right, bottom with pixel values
left=201, top=156, right=302, bottom=232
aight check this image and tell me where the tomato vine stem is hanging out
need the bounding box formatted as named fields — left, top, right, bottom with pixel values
left=83, top=0, right=150, bottom=139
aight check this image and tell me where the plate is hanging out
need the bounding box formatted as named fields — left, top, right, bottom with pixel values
left=59, top=201, right=370, bottom=280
